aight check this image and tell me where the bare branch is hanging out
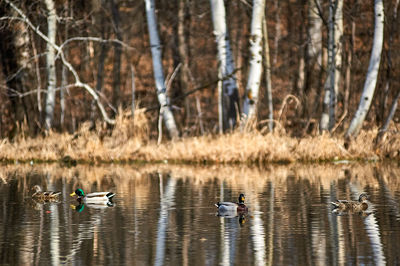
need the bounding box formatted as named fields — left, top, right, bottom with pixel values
left=5, top=0, right=116, bottom=125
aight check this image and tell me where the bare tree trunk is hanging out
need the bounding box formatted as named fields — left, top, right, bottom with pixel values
left=131, top=65, right=136, bottom=119
left=306, top=0, right=322, bottom=119
left=243, top=0, right=266, bottom=122
left=346, top=0, right=384, bottom=138
left=61, top=60, right=67, bottom=128
left=320, top=0, right=342, bottom=132
left=111, top=0, right=122, bottom=111
left=376, top=0, right=399, bottom=141
left=44, top=0, right=57, bottom=130
left=320, top=0, right=336, bottom=132
left=178, top=0, right=191, bottom=128
left=307, top=0, right=322, bottom=67
left=262, top=17, right=273, bottom=131
left=0, top=4, right=35, bottom=136
left=379, top=0, right=399, bottom=124
left=210, top=0, right=240, bottom=131
left=90, top=0, right=109, bottom=126
left=273, top=0, right=280, bottom=65
left=144, top=0, right=179, bottom=139
left=60, top=0, right=71, bottom=130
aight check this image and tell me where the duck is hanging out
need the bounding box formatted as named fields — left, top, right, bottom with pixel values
left=215, top=193, right=249, bottom=214
left=31, top=185, right=61, bottom=201
left=331, top=193, right=369, bottom=212
left=70, top=188, right=115, bottom=205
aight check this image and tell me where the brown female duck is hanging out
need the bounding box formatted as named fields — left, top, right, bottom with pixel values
left=331, top=193, right=369, bottom=212
left=31, top=185, right=61, bottom=201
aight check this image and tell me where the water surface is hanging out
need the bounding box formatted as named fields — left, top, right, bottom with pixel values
left=1, top=163, right=400, bottom=265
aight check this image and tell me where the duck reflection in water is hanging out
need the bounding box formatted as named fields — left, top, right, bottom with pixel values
left=215, top=193, right=249, bottom=226
left=71, top=198, right=114, bottom=212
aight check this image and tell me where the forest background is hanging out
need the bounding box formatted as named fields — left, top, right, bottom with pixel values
left=0, top=0, right=399, bottom=164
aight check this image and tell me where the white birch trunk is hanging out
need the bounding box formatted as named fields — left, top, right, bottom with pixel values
left=145, top=0, right=179, bottom=139
left=243, top=0, right=266, bottom=121
left=250, top=199, right=266, bottom=265
left=307, top=0, right=322, bottom=66
left=44, top=0, right=57, bottom=130
left=334, top=0, right=343, bottom=96
left=154, top=177, right=176, bottom=266
left=346, top=0, right=384, bottom=138
left=210, top=0, right=239, bottom=130
left=320, top=0, right=343, bottom=132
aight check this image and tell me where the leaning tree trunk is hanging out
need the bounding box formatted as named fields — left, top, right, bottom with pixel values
left=346, top=0, right=384, bottom=138
left=44, top=0, right=57, bottom=130
left=320, top=0, right=343, bottom=132
left=210, top=0, right=240, bottom=131
left=144, top=0, right=179, bottom=139
left=243, top=0, right=266, bottom=121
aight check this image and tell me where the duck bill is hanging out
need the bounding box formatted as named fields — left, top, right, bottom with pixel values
left=70, top=192, right=76, bottom=196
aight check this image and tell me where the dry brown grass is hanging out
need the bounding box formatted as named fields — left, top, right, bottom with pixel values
left=0, top=110, right=399, bottom=164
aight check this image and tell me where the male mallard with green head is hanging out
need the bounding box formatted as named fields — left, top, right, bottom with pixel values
left=331, top=193, right=369, bottom=212
left=215, top=193, right=249, bottom=213
left=70, top=188, right=115, bottom=205
left=31, top=185, right=61, bottom=201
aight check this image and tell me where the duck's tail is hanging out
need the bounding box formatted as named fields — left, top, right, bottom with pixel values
left=106, top=192, right=115, bottom=199
left=331, top=202, right=339, bottom=208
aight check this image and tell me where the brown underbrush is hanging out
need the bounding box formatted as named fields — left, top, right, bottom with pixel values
left=0, top=110, right=399, bottom=164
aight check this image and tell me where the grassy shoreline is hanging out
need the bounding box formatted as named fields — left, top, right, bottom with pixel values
left=0, top=124, right=398, bottom=166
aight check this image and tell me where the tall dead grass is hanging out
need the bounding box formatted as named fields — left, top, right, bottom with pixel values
left=0, top=109, right=398, bottom=164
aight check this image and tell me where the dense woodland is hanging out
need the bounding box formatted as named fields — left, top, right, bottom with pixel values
left=0, top=0, right=399, bottom=141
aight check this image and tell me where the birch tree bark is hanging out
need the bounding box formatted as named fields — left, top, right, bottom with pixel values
left=243, top=0, right=266, bottom=121
left=210, top=0, right=240, bottom=131
left=145, top=0, right=179, bottom=139
left=320, top=0, right=343, bottom=132
left=307, top=0, right=322, bottom=68
left=44, top=0, right=57, bottom=130
left=346, top=0, right=384, bottom=138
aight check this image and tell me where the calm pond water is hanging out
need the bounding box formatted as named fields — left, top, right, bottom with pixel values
left=1, top=163, right=400, bottom=265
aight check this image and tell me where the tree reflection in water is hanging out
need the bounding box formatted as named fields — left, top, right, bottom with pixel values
left=0, top=163, right=400, bottom=265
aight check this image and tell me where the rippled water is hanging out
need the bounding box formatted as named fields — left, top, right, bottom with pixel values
left=1, top=163, right=400, bottom=265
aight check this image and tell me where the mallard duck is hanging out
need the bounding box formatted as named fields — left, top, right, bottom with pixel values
left=70, top=188, right=115, bottom=204
left=215, top=193, right=249, bottom=214
left=331, top=193, right=369, bottom=212
left=31, top=185, right=61, bottom=201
